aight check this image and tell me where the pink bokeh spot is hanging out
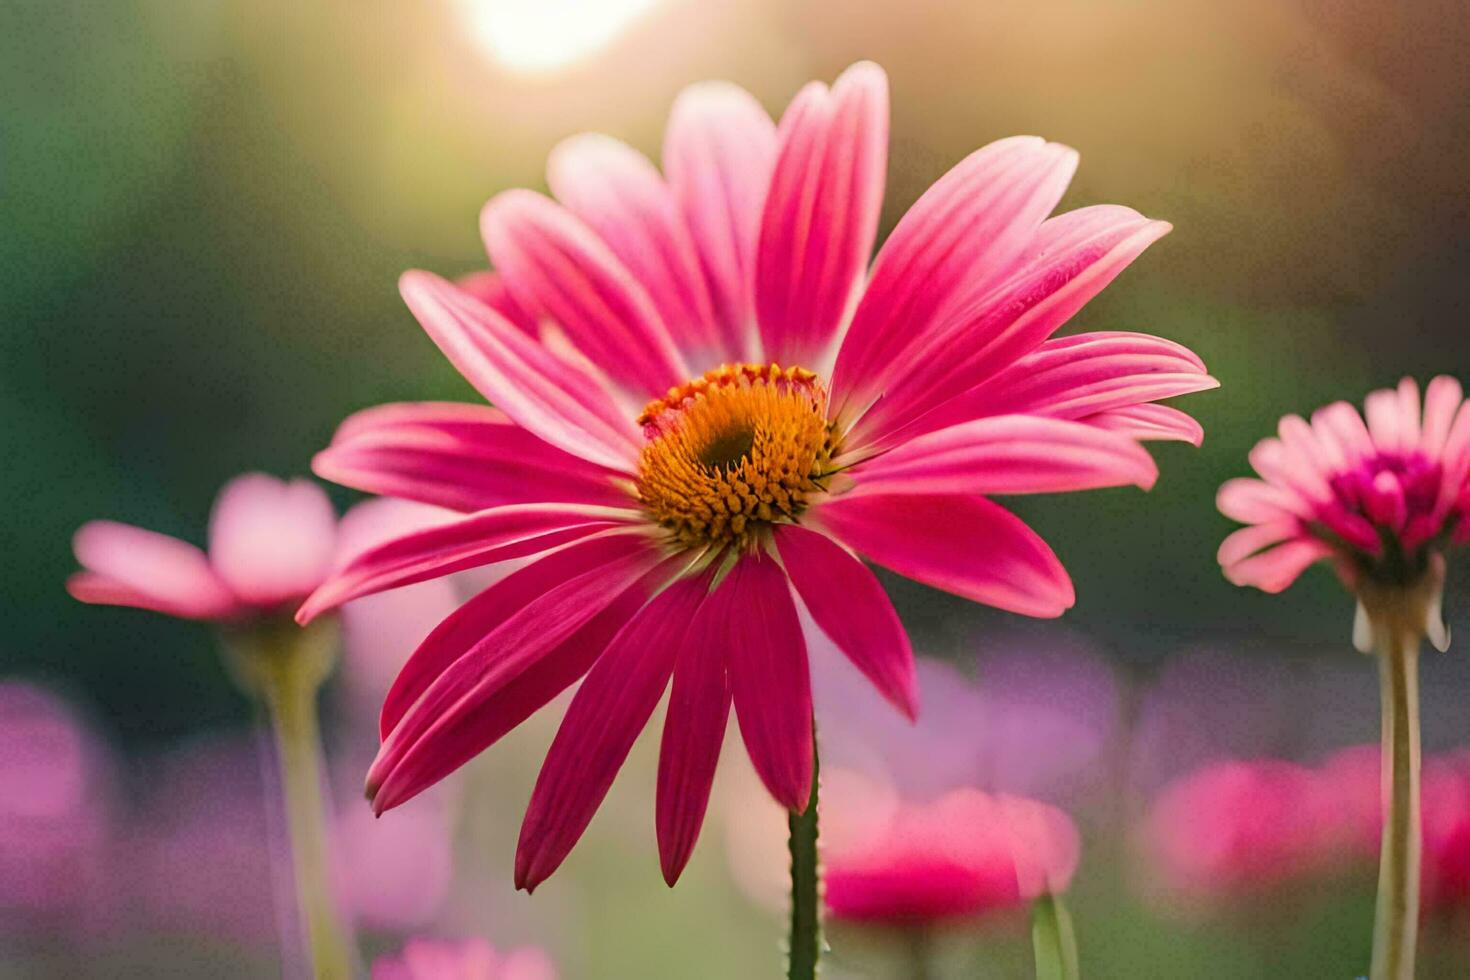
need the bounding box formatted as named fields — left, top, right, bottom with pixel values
left=373, top=937, right=557, bottom=980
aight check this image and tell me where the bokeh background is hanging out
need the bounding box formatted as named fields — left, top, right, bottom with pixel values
left=4, top=0, right=1470, bottom=977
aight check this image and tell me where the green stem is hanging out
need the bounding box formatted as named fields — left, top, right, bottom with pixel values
left=903, top=926, right=935, bottom=980
left=231, top=621, right=355, bottom=980
left=787, top=741, right=822, bottom=980
left=1371, top=630, right=1421, bottom=980
left=1031, top=892, right=1080, bottom=980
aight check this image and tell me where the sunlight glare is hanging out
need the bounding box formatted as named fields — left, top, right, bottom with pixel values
left=457, top=0, right=664, bottom=74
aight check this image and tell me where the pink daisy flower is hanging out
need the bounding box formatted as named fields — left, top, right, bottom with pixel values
left=823, top=781, right=1079, bottom=926
left=1217, top=375, right=1468, bottom=629
left=301, top=61, right=1213, bottom=890
left=68, top=472, right=337, bottom=622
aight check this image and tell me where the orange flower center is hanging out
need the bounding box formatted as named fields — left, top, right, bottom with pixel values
left=635, top=364, right=837, bottom=550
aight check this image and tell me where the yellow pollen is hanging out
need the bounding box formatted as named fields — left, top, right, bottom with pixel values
left=636, top=363, right=836, bottom=549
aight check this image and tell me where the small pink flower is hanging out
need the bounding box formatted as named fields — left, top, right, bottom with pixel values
left=303, top=61, right=1211, bottom=890
left=1217, top=376, right=1469, bottom=608
left=372, top=937, right=556, bottom=980
left=1142, top=758, right=1342, bottom=900
left=824, top=781, right=1079, bottom=926
left=68, top=472, right=337, bottom=621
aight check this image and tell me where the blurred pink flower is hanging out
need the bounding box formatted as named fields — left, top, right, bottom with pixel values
left=1142, top=758, right=1343, bottom=900
left=373, top=937, right=556, bottom=980
left=335, top=788, right=455, bottom=932
left=1218, top=376, right=1470, bottom=597
left=0, top=683, right=115, bottom=935
left=68, top=472, right=337, bottom=621
left=1323, top=745, right=1470, bottom=909
left=302, top=64, right=1209, bottom=892
left=824, top=778, right=1079, bottom=926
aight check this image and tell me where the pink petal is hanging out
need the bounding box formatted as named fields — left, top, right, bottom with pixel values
left=655, top=582, right=730, bottom=885
left=371, top=571, right=655, bottom=816
left=1216, top=478, right=1310, bottom=523
left=755, top=61, right=888, bottom=368
left=515, top=575, right=710, bottom=891
left=481, top=189, right=689, bottom=400
left=830, top=137, right=1078, bottom=420
left=850, top=205, right=1171, bottom=449
left=548, top=133, right=720, bottom=364
left=1248, top=438, right=1331, bottom=504
left=1222, top=539, right=1332, bottom=593
left=898, top=331, right=1215, bottom=439
left=206, top=474, right=337, bottom=609
left=724, top=552, right=815, bottom=811
left=369, top=534, right=670, bottom=813
left=774, top=525, right=917, bottom=719
left=849, top=415, right=1158, bottom=497
left=1421, top=376, right=1464, bottom=457
left=1084, top=404, right=1204, bottom=446
left=662, top=80, right=777, bottom=363
left=811, top=492, right=1074, bottom=618
left=457, top=270, right=539, bottom=335
left=313, top=401, right=630, bottom=512
left=66, top=538, right=238, bottom=621
left=399, top=270, right=640, bottom=471
left=1217, top=521, right=1300, bottom=567
left=1312, top=401, right=1374, bottom=469
left=296, top=503, right=641, bottom=623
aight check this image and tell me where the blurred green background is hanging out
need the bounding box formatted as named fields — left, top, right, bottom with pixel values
left=4, top=0, right=1470, bottom=977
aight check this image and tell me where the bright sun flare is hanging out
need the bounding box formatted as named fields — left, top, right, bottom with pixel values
left=457, top=0, right=664, bottom=74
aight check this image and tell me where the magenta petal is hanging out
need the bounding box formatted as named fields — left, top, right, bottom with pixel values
left=313, top=401, right=630, bottom=512
left=369, top=534, right=669, bottom=813
left=723, top=552, right=814, bottom=811
left=774, top=525, right=918, bottom=719
left=900, top=330, right=1216, bottom=439
left=208, top=473, right=337, bottom=609
left=481, top=189, right=690, bottom=399
left=548, top=133, right=721, bottom=363
left=655, top=584, right=730, bottom=885
left=1084, top=404, right=1205, bottom=446
left=756, top=62, right=888, bottom=367
left=295, top=504, right=640, bottom=623
left=848, top=415, right=1158, bottom=497
left=399, top=270, right=640, bottom=471
left=70, top=521, right=238, bottom=620
left=515, top=576, right=710, bottom=891
left=812, top=493, right=1074, bottom=618
left=457, top=270, right=539, bottom=335
left=663, top=80, right=777, bottom=363
left=851, top=205, right=1171, bottom=448
left=831, top=137, right=1078, bottom=419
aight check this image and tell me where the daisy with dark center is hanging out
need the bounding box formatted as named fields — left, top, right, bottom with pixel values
left=301, top=61, right=1212, bottom=976
left=1218, top=376, right=1470, bottom=980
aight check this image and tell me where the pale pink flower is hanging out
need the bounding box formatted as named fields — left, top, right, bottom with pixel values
left=301, top=61, right=1211, bottom=890
left=824, top=780, right=1079, bottom=925
left=373, top=937, right=556, bottom=980
left=1142, top=758, right=1342, bottom=900
left=68, top=472, right=337, bottom=621
left=1217, top=376, right=1469, bottom=604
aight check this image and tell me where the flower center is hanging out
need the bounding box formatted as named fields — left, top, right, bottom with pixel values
left=635, top=364, right=837, bottom=550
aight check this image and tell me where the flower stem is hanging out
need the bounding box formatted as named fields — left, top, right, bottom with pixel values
left=1371, top=628, right=1421, bottom=980
left=787, top=741, right=822, bottom=980
left=1031, top=892, right=1080, bottom=980
left=903, top=926, right=935, bottom=980
left=230, top=620, right=355, bottom=980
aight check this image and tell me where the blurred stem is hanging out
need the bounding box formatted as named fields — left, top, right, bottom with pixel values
left=1371, top=623, right=1421, bottom=980
left=788, top=739, right=822, bottom=980
left=1031, top=892, right=1080, bottom=980
left=903, top=926, right=934, bottom=980
left=230, top=620, right=355, bottom=980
